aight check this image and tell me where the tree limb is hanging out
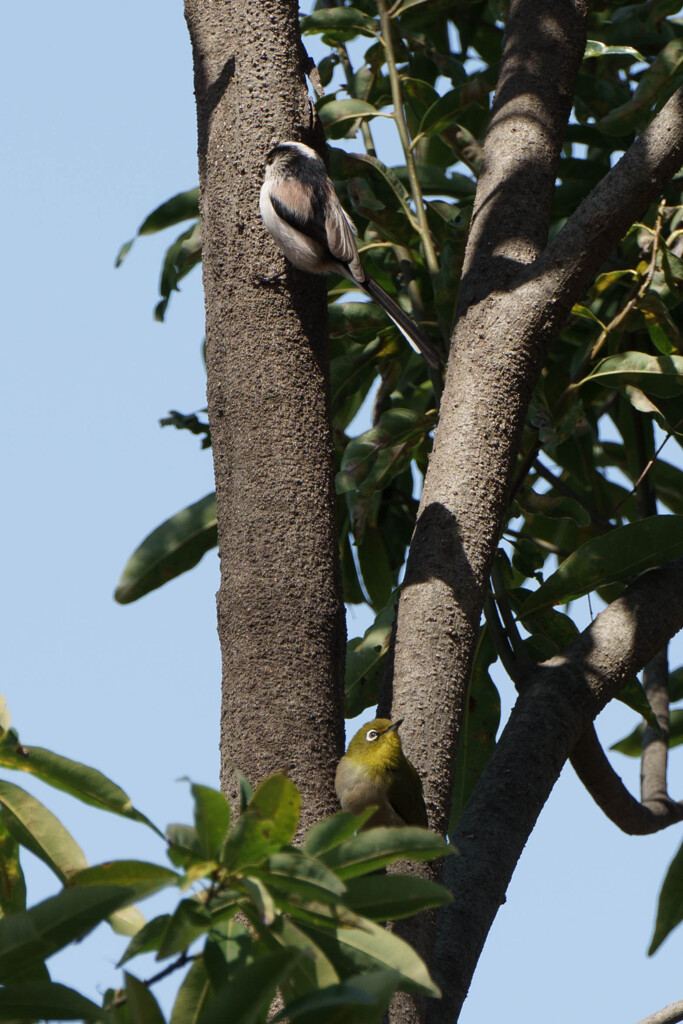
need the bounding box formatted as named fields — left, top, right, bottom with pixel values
left=570, top=724, right=683, bottom=835
left=430, top=558, right=683, bottom=1022
left=635, top=999, right=683, bottom=1024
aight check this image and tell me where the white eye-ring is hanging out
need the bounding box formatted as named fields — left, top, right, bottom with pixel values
left=366, top=729, right=379, bottom=742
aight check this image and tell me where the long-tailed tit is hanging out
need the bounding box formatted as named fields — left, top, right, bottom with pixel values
left=259, top=141, right=440, bottom=368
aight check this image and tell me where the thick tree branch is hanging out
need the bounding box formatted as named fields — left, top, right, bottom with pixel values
left=429, top=559, right=683, bottom=1022
left=184, top=0, right=345, bottom=826
left=635, top=999, right=683, bottom=1024
left=460, top=0, right=588, bottom=308
left=387, top=0, right=589, bottom=844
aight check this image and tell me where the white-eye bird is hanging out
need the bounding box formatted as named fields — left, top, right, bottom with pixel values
left=335, top=717, right=428, bottom=829
left=259, top=141, right=440, bottom=368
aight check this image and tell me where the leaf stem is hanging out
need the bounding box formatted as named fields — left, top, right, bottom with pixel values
left=376, top=0, right=440, bottom=276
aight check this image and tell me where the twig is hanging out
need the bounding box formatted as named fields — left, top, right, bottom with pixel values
left=483, top=593, right=525, bottom=687
left=336, top=43, right=377, bottom=157
left=504, top=528, right=565, bottom=557
left=106, top=951, right=200, bottom=1008
left=642, top=646, right=671, bottom=805
left=376, top=0, right=440, bottom=276
left=612, top=419, right=683, bottom=516
left=490, top=560, right=536, bottom=680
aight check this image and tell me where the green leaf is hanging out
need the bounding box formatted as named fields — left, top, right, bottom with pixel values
left=170, top=956, right=213, bottom=1024
left=319, top=827, right=449, bottom=879
left=599, top=39, right=683, bottom=136
left=192, top=784, right=231, bottom=860
left=125, top=971, right=167, bottom=1024
left=157, top=899, right=212, bottom=960
left=356, top=527, right=394, bottom=610
left=300, top=8, right=377, bottom=38
left=0, top=780, right=87, bottom=882
left=418, top=90, right=466, bottom=138
left=617, top=678, right=661, bottom=732
left=584, top=40, right=645, bottom=60
left=252, top=851, right=345, bottom=903
left=304, top=810, right=376, bottom=857
left=580, top=352, right=683, bottom=398
left=0, top=981, right=101, bottom=1021
left=649, top=837, right=683, bottom=953
left=519, top=516, right=683, bottom=615
left=261, top=916, right=339, bottom=1001
left=345, top=595, right=396, bottom=717
left=222, top=775, right=300, bottom=871
left=118, top=914, right=171, bottom=966
left=114, top=493, right=217, bottom=604
left=297, top=914, right=440, bottom=997
left=68, top=861, right=179, bottom=902
left=241, top=876, right=276, bottom=926
left=271, top=976, right=386, bottom=1024
left=337, top=409, right=436, bottom=496
left=639, top=292, right=683, bottom=355
left=611, top=708, right=683, bottom=756
left=155, top=220, right=202, bottom=322
left=318, top=100, right=384, bottom=137
left=517, top=489, right=591, bottom=527
left=0, top=819, right=26, bottom=915
left=0, top=742, right=159, bottom=833
left=670, top=665, right=683, bottom=703
left=343, top=873, right=452, bottom=920
left=115, top=188, right=199, bottom=266
left=0, top=885, right=134, bottom=983
left=196, top=950, right=302, bottom=1024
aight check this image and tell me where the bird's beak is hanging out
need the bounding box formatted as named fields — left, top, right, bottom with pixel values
left=384, top=719, right=403, bottom=734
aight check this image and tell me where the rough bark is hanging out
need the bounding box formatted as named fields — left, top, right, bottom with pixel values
left=433, top=559, right=683, bottom=1022
left=184, top=0, right=345, bottom=826
left=384, top=2, right=683, bottom=1019
left=387, top=0, right=589, bottom=844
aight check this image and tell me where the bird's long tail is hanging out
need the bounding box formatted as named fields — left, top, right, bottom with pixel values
left=361, top=277, right=441, bottom=368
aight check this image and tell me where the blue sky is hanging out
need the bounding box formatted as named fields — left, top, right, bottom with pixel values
left=3, top=3, right=683, bottom=1022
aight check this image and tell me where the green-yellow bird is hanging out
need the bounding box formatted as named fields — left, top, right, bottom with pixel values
left=334, top=718, right=428, bottom=829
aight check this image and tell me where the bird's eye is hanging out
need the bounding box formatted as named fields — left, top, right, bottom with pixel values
left=366, top=730, right=378, bottom=742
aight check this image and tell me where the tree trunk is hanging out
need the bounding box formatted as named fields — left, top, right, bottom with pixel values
left=184, top=0, right=345, bottom=827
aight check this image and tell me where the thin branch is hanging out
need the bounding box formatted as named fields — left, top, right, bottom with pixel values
left=642, top=646, right=671, bottom=802
left=106, top=952, right=200, bottom=1008
left=337, top=43, right=377, bottom=156
left=634, top=999, right=683, bottom=1024
left=570, top=724, right=683, bottom=835
left=490, top=560, right=535, bottom=678
left=612, top=419, right=683, bottom=516
left=483, top=593, right=525, bottom=686
left=376, top=0, right=440, bottom=276
left=504, top=527, right=565, bottom=557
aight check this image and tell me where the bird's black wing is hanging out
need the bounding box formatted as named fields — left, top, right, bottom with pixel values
left=269, top=191, right=329, bottom=249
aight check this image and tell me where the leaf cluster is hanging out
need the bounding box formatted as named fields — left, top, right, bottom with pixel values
left=0, top=698, right=451, bottom=1023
